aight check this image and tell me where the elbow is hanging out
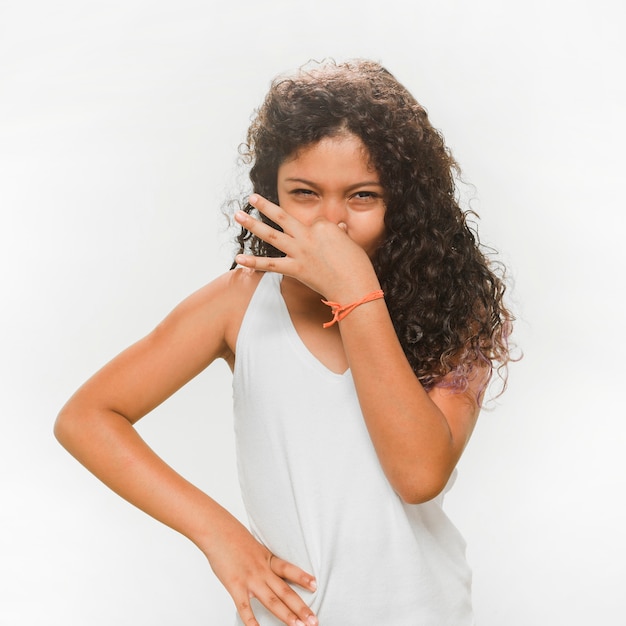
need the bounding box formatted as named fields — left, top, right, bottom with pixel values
left=396, top=485, right=444, bottom=505
left=54, top=398, right=90, bottom=452
left=53, top=406, right=76, bottom=450
left=393, top=470, right=453, bottom=505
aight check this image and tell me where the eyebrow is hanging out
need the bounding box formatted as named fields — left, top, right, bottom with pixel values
left=283, top=177, right=383, bottom=190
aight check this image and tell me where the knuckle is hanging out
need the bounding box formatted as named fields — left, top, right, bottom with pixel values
left=266, top=593, right=281, bottom=608
left=267, top=593, right=282, bottom=607
left=237, top=603, right=258, bottom=626
left=274, top=206, right=288, bottom=221
left=276, top=580, right=292, bottom=595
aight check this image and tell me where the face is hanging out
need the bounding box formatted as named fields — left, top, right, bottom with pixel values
left=277, top=133, right=386, bottom=257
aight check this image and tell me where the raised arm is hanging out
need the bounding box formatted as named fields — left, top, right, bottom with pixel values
left=234, top=194, right=489, bottom=504
left=324, top=295, right=488, bottom=503
left=54, top=270, right=318, bottom=626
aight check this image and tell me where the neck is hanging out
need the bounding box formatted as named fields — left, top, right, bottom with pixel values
left=281, top=276, right=332, bottom=320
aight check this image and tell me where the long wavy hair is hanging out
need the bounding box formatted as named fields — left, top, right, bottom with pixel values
left=231, top=59, right=514, bottom=393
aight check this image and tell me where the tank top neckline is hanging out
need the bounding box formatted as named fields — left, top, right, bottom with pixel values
left=268, top=272, right=352, bottom=380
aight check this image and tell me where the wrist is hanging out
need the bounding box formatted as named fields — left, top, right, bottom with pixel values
left=322, top=289, right=385, bottom=328
left=323, top=268, right=381, bottom=304
left=185, top=499, right=244, bottom=559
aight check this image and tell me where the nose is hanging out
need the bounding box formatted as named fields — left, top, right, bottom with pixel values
left=320, top=197, right=348, bottom=225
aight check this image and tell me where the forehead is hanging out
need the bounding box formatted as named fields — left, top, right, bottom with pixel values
left=280, top=134, right=378, bottom=178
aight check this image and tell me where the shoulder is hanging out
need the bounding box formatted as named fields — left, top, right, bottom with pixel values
left=167, top=268, right=264, bottom=316
left=221, top=269, right=266, bottom=362
left=183, top=267, right=264, bottom=307
left=152, top=268, right=265, bottom=366
left=204, top=269, right=267, bottom=367
left=427, top=362, right=492, bottom=447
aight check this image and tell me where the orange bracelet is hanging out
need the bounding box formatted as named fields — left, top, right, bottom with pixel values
left=321, top=289, right=385, bottom=328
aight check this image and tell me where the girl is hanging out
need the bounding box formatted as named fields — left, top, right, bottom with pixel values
left=55, top=59, right=513, bottom=625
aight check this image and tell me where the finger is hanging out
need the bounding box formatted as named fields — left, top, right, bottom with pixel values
left=249, top=193, right=302, bottom=236
left=255, top=581, right=318, bottom=626
left=234, top=592, right=260, bottom=626
left=235, top=209, right=294, bottom=257
left=270, top=556, right=317, bottom=593
left=234, top=252, right=295, bottom=275
left=267, top=557, right=319, bottom=626
left=234, top=583, right=307, bottom=626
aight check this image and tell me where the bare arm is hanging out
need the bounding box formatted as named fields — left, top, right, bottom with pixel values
left=55, top=270, right=318, bottom=626
left=331, top=296, right=487, bottom=503
left=234, top=195, right=488, bottom=504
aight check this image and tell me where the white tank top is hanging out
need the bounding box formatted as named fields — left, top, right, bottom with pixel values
left=232, top=272, right=474, bottom=625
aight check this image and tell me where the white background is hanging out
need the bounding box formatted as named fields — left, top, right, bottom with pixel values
left=1, top=1, right=624, bottom=624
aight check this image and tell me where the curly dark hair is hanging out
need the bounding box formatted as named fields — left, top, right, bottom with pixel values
left=231, top=59, right=514, bottom=393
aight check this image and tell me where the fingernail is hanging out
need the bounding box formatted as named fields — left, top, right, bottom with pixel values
left=249, top=193, right=259, bottom=204
left=307, top=616, right=318, bottom=626
left=310, top=579, right=317, bottom=591
left=235, top=210, right=246, bottom=222
left=295, top=620, right=305, bottom=626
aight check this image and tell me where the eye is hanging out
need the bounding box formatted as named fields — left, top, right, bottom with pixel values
left=352, top=191, right=380, bottom=201
left=291, top=188, right=316, bottom=197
